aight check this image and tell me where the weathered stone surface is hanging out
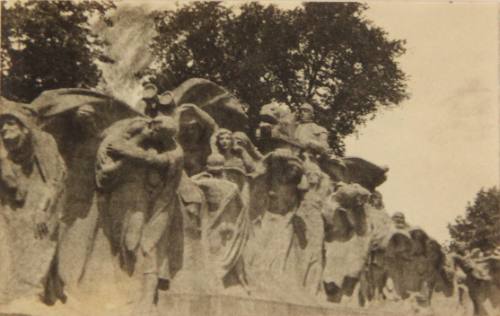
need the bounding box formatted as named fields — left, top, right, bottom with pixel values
left=30, top=89, right=141, bottom=289
left=0, top=78, right=479, bottom=316
left=0, top=106, right=66, bottom=304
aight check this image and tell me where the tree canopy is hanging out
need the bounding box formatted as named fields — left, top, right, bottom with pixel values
left=149, top=2, right=408, bottom=154
left=1, top=1, right=408, bottom=154
left=1, top=0, right=114, bottom=102
left=448, top=187, right=500, bottom=253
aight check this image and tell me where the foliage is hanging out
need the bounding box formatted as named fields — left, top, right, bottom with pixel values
left=1, top=0, right=115, bottom=102
left=149, top=2, right=408, bottom=154
left=448, top=187, right=500, bottom=253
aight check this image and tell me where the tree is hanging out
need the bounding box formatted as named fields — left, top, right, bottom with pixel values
left=448, top=187, right=500, bottom=253
left=149, top=2, right=408, bottom=154
left=1, top=0, right=115, bottom=102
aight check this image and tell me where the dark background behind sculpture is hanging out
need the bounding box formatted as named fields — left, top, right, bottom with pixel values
left=1, top=1, right=408, bottom=155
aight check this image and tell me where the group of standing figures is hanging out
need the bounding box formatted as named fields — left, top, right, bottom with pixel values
left=0, top=78, right=499, bottom=316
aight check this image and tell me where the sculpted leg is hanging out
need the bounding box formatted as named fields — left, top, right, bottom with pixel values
left=131, top=270, right=159, bottom=316
left=126, top=242, right=164, bottom=314
left=124, top=211, right=146, bottom=252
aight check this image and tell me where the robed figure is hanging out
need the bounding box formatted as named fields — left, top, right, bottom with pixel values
left=0, top=102, right=66, bottom=304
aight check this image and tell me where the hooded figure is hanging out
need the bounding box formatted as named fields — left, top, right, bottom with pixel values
left=30, top=89, right=142, bottom=289
left=0, top=104, right=66, bottom=305
left=244, top=149, right=324, bottom=304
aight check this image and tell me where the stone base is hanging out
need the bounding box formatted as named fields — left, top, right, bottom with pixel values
left=0, top=293, right=401, bottom=316
left=159, top=293, right=382, bottom=316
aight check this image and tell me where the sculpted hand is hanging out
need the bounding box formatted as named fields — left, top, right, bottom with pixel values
left=232, top=144, right=244, bottom=155
left=34, top=197, right=51, bottom=239
left=108, top=142, right=137, bottom=158
left=178, top=103, right=197, bottom=112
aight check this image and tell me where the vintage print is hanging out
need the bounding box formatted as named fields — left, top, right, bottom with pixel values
left=0, top=1, right=498, bottom=316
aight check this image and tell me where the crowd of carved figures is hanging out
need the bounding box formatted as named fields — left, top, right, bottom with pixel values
left=0, top=78, right=499, bottom=316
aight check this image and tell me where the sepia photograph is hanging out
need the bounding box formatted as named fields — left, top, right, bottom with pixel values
left=0, top=1, right=498, bottom=315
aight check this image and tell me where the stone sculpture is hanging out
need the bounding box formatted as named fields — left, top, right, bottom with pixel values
left=210, top=129, right=261, bottom=174
left=452, top=249, right=500, bottom=316
left=194, top=177, right=250, bottom=294
left=294, top=102, right=330, bottom=156
left=80, top=115, right=188, bottom=316
left=0, top=104, right=66, bottom=305
left=176, top=103, right=218, bottom=176
left=244, top=149, right=324, bottom=304
left=366, top=223, right=455, bottom=309
left=0, top=77, right=478, bottom=316
left=30, top=89, right=142, bottom=289
left=322, top=183, right=374, bottom=303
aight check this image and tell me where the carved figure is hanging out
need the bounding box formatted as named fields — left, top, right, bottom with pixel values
left=211, top=129, right=261, bottom=174
left=366, top=224, right=455, bottom=309
left=31, top=89, right=142, bottom=289
left=194, top=177, right=251, bottom=294
left=244, top=149, right=323, bottom=304
left=294, top=102, right=330, bottom=156
left=322, top=183, right=374, bottom=303
left=0, top=104, right=66, bottom=304
left=176, top=103, right=217, bottom=176
left=77, top=115, right=189, bottom=315
left=452, top=250, right=500, bottom=316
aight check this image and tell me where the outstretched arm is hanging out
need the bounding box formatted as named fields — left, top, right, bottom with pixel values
left=177, top=103, right=218, bottom=132
left=108, top=139, right=183, bottom=169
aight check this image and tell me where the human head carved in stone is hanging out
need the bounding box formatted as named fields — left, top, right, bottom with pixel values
left=337, top=183, right=371, bottom=235
left=369, top=190, right=385, bottom=209
left=206, top=153, right=225, bottom=178
left=179, top=111, right=204, bottom=145
left=391, top=211, right=408, bottom=229
left=298, top=102, right=315, bottom=123
left=151, top=115, right=178, bottom=136
left=149, top=115, right=179, bottom=146
left=74, top=104, right=98, bottom=135
left=261, top=149, right=306, bottom=214
left=0, top=113, right=32, bottom=154
left=157, top=91, right=177, bottom=116
left=212, top=128, right=234, bottom=156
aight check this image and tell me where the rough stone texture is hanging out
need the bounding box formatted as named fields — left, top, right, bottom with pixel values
left=244, top=150, right=324, bottom=303
left=195, top=178, right=250, bottom=290
left=30, top=89, right=141, bottom=289
left=0, top=107, right=66, bottom=304
left=0, top=81, right=487, bottom=315
left=0, top=292, right=413, bottom=316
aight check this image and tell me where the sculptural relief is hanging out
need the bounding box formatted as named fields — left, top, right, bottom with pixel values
left=0, top=104, right=66, bottom=305
left=0, top=77, right=491, bottom=316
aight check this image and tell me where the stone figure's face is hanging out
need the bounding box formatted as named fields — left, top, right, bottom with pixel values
left=180, top=122, right=203, bottom=144
left=149, top=116, right=178, bottom=146
left=267, top=158, right=304, bottom=214
left=0, top=116, right=29, bottom=152
left=218, top=133, right=233, bottom=152
left=299, top=107, right=314, bottom=122
left=392, top=212, right=406, bottom=229
left=259, top=102, right=292, bottom=124
left=74, top=105, right=98, bottom=136
left=369, top=192, right=384, bottom=209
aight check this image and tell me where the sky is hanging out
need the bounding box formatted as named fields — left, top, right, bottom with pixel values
left=343, top=2, right=499, bottom=242
left=108, top=1, right=499, bottom=242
